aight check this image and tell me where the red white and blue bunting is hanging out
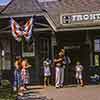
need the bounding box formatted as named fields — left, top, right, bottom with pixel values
left=10, top=17, right=22, bottom=41
left=23, top=17, right=33, bottom=41
left=10, top=17, right=33, bottom=42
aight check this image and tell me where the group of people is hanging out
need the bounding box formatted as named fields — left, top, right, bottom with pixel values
left=13, top=57, right=31, bottom=96
left=14, top=48, right=84, bottom=95
left=43, top=48, right=84, bottom=88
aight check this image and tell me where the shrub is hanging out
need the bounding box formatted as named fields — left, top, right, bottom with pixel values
left=1, top=80, right=11, bottom=87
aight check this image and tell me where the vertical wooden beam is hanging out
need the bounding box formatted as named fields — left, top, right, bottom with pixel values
left=51, top=31, right=57, bottom=60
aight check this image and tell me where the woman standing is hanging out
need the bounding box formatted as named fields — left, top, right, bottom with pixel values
left=13, top=58, right=23, bottom=96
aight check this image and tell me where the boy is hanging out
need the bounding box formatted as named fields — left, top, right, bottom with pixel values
left=75, top=61, right=84, bottom=87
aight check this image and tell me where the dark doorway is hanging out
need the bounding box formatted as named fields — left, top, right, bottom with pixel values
left=64, top=46, right=81, bottom=84
left=64, top=44, right=90, bottom=84
left=55, top=31, right=90, bottom=85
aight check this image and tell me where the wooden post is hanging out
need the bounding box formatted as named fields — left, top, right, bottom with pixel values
left=51, top=31, right=57, bottom=60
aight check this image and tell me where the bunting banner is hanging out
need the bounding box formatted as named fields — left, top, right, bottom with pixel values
left=10, top=17, right=33, bottom=42
left=23, top=17, right=33, bottom=41
left=10, top=17, right=22, bottom=42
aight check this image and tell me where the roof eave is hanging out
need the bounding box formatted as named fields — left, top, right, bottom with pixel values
left=0, top=11, right=44, bottom=18
left=0, top=0, right=13, bottom=13
left=56, top=25, right=100, bottom=32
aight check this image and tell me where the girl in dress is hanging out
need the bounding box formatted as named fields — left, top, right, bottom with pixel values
left=21, top=59, right=29, bottom=90
left=43, top=58, right=51, bottom=87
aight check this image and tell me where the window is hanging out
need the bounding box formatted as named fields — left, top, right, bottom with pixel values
left=94, top=39, right=100, bottom=66
left=94, top=39, right=100, bottom=52
left=22, top=38, right=35, bottom=57
left=94, top=54, right=99, bottom=66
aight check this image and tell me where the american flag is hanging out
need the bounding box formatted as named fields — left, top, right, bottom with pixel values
left=10, top=17, right=22, bottom=41
left=23, top=17, right=33, bottom=41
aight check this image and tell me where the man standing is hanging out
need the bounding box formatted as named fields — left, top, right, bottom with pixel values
left=54, top=48, right=68, bottom=88
left=54, top=51, right=64, bottom=88
left=60, top=48, right=71, bottom=87
left=54, top=48, right=71, bottom=88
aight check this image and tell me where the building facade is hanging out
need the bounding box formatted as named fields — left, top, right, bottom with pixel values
left=0, top=0, right=100, bottom=84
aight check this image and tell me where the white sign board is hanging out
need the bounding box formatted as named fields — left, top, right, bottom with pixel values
left=61, top=13, right=100, bottom=25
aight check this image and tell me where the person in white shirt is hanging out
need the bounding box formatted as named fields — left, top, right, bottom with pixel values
left=60, top=49, right=71, bottom=87
left=54, top=50, right=65, bottom=88
left=75, top=61, right=84, bottom=86
left=43, top=58, right=51, bottom=87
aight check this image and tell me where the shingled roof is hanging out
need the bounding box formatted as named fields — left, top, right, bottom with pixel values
left=39, top=0, right=100, bottom=31
left=1, top=0, right=43, bottom=17
left=1, top=0, right=100, bottom=31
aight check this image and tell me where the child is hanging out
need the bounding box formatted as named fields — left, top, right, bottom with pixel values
left=75, top=61, right=84, bottom=87
left=43, top=58, right=51, bottom=88
left=21, top=59, right=29, bottom=90
left=13, top=60, right=22, bottom=95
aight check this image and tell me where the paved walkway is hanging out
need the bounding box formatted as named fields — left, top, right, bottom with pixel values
left=17, top=85, right=100, bottom=100
left=41, top=85, right=100, bottom=100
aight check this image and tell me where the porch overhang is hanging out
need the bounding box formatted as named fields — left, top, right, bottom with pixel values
left=0, top=11, right=44, bottom=18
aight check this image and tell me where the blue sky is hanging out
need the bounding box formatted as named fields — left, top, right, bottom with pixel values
left=0, top=0, right=11, bottom=5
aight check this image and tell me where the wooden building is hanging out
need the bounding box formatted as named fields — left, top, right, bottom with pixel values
left=0, top=0, right=100, bottom=84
